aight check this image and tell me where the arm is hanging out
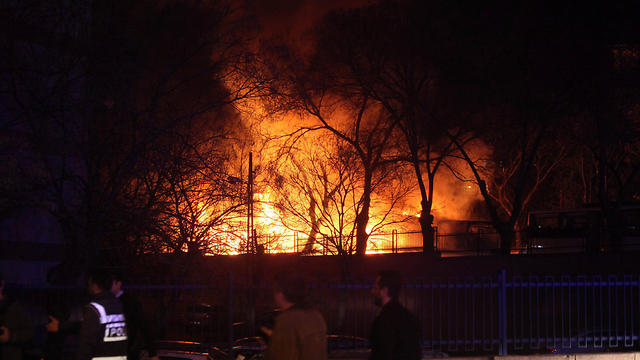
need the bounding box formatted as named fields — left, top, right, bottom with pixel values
left=0, top=302, right=34, bottom=346
left=47, top=316, right=82, bottom=335
left=76, top=305, right=102, bottom=360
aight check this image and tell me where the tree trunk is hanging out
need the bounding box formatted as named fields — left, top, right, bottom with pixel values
left=355, top=172, right=372, bottom=255
left=498, top=225, right=515, bottom=255
left=420, top=208, right=434, bottom=252
left=355, top=210, right=370, bottom=254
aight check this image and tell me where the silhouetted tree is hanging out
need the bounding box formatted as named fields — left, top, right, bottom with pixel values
left=440, top=0, right=583, bottom=253
left=263, top=1, right=470, bottom=253
left=0, top=0, right=262, bottom=278
left=570, top=43, right=640, bottom=250
left=265, top=132, right=413, bottom=259
left=263, top=45, right=405, bottom=254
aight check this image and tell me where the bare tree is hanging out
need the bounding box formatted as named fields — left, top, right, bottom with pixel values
left=0, top=0, right=262, bottom=278
left=569, top=42, right=640, bottom=250
left=438, top=0, right=583, bottom=254
left=264, top=2, right=474, bottom=253
left=265, top=3, right=459, bottom=254
left=262, top=41, right=403, bottom=254
left=266, top=135, right=359, bottom=254
left=449, top=115, right=567, bottom=252
left=265, top=131, right=414, bottom=259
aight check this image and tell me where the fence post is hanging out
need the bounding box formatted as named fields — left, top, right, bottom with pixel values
left=497, top=269, right=508, bottom=355
left=434, top=226, right=438, bottom=252
left=392, top=229, right=397, bottom=253
left=228, top=271, right=234, bottom=360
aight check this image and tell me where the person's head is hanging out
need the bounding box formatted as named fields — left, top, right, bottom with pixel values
left=87, top=269, right=113, bottom=296
left=273, top=272, right=308, bottom=310
left=111, top=271, right=124, bottom=295
left=372, top=269, right=402, bottom=307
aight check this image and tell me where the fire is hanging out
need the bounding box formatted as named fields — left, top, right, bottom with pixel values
left=189, top=93, right=492, bottom=256
left=192, top=142, right=489, bottom=256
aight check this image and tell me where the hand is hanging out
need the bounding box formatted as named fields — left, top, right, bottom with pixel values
left=0, top=326, right=10, bottom=343
left=260, top=326, right=273, bottom=338
left=46, top=316, right=59, bottom=333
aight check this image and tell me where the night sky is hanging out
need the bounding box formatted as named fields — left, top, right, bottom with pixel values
left=252, top=0, right=368, bottom=36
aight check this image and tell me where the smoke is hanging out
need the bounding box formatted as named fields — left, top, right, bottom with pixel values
left=249, top=97, right=495, bottom=233
left=435, top=139, right=493, bottom=224
left=419, top=139, right=494, bottom=226
left=251, top=0, right=370, bottom=38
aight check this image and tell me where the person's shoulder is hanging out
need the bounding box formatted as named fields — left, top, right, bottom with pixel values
left=384, top=300, right=416, bottom=318
left=282, top=307, right=326, bottom=330
left=93, top=290, right=117, bottom=300
left=397, top=302, right=417, bottom=318
left=90, top=292, right=124, bottom=311
left=82, top=302, right=102, bottom=321
left=283, top=307, right=323, bottom=320
left=382, top=299, right=403, bottom=311
left=281, top=307, right=304, bottom=317
left=395, top=302, right=420, bottom=327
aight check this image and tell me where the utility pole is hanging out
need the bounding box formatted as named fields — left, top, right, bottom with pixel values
left=247, top=152, right=254, bottom=253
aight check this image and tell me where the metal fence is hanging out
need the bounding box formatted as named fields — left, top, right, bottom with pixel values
left=8, top=270, right=640, bottom=358
left=210, top=225, right=640, bottom=257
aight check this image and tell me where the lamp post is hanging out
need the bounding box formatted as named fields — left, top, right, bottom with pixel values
left=247, top=152, right=255, bottom=253
left=228, top=152, right=256, bottom=254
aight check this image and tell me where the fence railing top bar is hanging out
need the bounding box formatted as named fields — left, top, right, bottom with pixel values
left=10, top=273, right=640, bottom=291
left=504, top=278, right=640, bottom=288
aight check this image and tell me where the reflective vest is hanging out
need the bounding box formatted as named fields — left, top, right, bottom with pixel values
left=89, top=302, right=128, bottom=360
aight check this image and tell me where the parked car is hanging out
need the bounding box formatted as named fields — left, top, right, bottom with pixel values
left=234, top=309, right=281, bottom=339
left=224, top=337, right=267, bottom=360
left=141, top=340, right=228, bottom=360
left=224, top=334, right=372, bottom=359
left=324, top=335, right=448, bottom=359
left=182, top=303, right=228, bottom=329
left=327, top=335, right=369, bottom=351
left=327, top=335, right=370, bottom=359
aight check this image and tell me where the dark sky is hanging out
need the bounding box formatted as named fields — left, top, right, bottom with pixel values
left=252, top=0, right=369, bottom=37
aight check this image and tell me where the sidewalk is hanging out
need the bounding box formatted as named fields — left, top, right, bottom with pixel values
left=330, top=352, right=640, bottom=360
left=448, top=353, right=640, bottom=360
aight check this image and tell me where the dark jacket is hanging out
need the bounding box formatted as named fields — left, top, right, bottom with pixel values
left=51, top=291, right=155, bottom=360
left=369, top=299, right=422, bottom=360
left=116, top=291, right=157, bottom=360
left=0, top=297, right=34, bottom=360
left=77, top=291, right=128, bottom=360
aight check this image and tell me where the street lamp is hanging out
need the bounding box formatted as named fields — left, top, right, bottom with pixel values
left=247, top=152, right=255, bottom=254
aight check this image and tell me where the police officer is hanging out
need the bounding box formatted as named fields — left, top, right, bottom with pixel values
left=77, top=269, right=128, bottom=360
